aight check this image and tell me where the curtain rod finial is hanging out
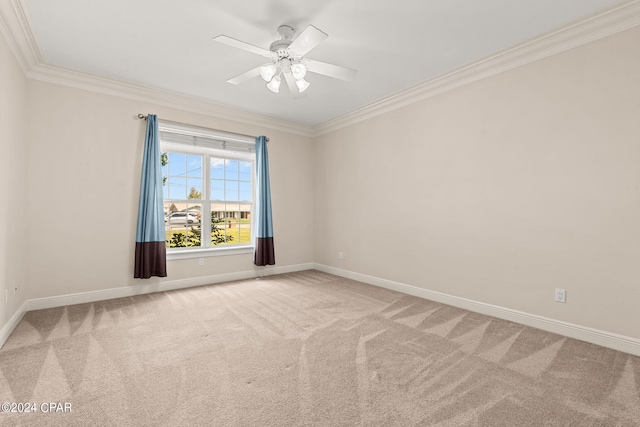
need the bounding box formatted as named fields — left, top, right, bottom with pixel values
left=137, top=114, right=147, bottom=120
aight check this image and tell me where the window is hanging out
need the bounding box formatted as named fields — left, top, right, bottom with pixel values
left=159, top=122, right=255, bottom=257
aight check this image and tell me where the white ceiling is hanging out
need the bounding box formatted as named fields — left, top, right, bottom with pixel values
left=20, top=0, right=624, bottom=126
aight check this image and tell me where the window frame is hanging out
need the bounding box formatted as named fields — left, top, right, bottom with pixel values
left=159, top=124, right=256, bottom=261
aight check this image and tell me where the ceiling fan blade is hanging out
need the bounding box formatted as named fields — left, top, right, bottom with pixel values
left=226, top=66, right=261, bottom=85
left=288, top=25, right=327, bottom=56
left=305, top=59, right=357, bottom=81
left=283, top=71, right=305, bottom=98
left=213, top=35, right=272, bottom=57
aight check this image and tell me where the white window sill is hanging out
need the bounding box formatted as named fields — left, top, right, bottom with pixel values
left=167, top=245, right=254, bottom=260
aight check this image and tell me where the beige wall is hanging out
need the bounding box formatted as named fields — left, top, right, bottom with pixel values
left=2, top=21, right=639, bottom=344
left=24, top=81, right=314, bottom=299
left=314, top=27, right=640, bottom=339
left=0, top=31, right=28, bottom=327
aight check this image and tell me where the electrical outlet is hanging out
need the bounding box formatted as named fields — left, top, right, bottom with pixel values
left=198, top=258, right=205, bottom=266
left=555, top=288, right=566, bottom=303
left=338, top=251, right=347, bottom=261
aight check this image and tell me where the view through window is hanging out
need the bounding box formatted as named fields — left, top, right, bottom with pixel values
left=160, top=125, right=255, bottom=251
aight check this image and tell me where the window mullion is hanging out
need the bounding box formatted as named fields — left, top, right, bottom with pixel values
left=251, top=161, right=256, bottom=246
left=200, top=153, right=210, bottom=248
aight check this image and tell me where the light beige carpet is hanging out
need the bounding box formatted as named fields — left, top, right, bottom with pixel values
left=0, top=270, right=639, bottom=426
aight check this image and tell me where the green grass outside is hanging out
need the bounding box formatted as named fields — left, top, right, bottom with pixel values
left=165, top=224, right=251, bottom=248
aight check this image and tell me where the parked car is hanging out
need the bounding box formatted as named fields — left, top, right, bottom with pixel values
left=166, top=212, right=199, bottom=225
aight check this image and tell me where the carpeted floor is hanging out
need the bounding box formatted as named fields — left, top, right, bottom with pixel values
left=0, top=270, right=639, bottom=426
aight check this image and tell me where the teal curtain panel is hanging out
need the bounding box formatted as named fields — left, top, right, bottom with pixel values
left=254, top=135, right=275, bottom=266
left=134, top=114, right=167, bottom=278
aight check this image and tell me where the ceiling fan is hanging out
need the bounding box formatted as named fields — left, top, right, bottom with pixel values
left=213, top=25, right=357, bottom=96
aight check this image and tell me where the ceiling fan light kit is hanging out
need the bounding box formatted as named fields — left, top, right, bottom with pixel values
left=295, top=78, right=310, bottom=93
left=266, top=74, right=282, bottom=93
left=291, top=63, right=306, bottom=80
left=213, top=24, right=357, bottom=97
left=259, top=63, right=277, bottom=82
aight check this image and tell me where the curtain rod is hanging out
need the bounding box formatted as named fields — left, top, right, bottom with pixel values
left=137, top=114, right=269, bottom=142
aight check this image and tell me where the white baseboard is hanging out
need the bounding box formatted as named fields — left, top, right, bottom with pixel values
left=0, top=263, right=313, bottom=348
left=314, top=263, right=640, bottom=357
left=27, top=263, right=314, bottom=312
left=0, top=300, right=28, bottom=348
left=6, top=262, right=639, bottom=357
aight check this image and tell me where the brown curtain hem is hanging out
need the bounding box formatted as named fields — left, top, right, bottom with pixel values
left=254, top=237, right=275, bottom=266
left=134, top=242, right=167, bottom=278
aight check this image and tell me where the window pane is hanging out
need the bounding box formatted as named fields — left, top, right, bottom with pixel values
left=210, top=199, right=252, bottom=247
left=239, top=161, right=252, bottom=181
left=225, top=181, right=239, bottom=201
left=210, top=206, right=233, bottom=246
left=187, top=155, right=202, bottom=178
left=210, top=179, right=224, bottom=200
left=187, top=178, right=202, bottom=200
left=225, top=159, right=238, bottom=177
left=164, top=202, right=202, bottom=248
left=211, top=158, right=225, bottom=179
left=166, top=153, right=203, bottom=200
left=239, top=181, right=252, bottom=202
left=168, top=176, right=187, bottom=199
left=168, top=153, right=186, bottom=176
left=210, top=207, right=224, bottom=221
left=238, top=217, right=251, bottom=244
left=225, top=204, right=240, bottom=233
left=225, top=226, right=240, bottom=245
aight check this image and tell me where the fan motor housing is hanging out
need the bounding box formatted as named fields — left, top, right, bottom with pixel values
left=269, top=39, right=292, bottom=52
left=270, top=25, right=295, bottom=53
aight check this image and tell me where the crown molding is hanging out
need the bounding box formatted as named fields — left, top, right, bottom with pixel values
left=0, top=0, right=40, bottom=73
left=0, top=1, right=313, bottom=137
left=2, top=0, right=639, bottom=138
left=26, top=63, right=315, bottom=137
left=312, top=0, right=640, bottom=136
